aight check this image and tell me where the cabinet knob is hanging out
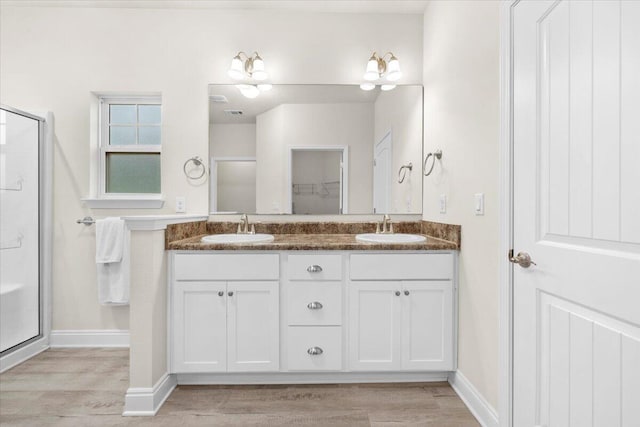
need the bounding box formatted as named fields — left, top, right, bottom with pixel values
left=218, top=291, right=224, bottom=297
left=395, top=291, right=401, bottom=296
left=307, top=301, right=323, bottom=310
left=307, top=346, right=323, bottom=356
left=404, top=290, right=410, bottom=296
left=307, top=265, right=323, bottom=273
left=228, top=291, right=234, bottom=297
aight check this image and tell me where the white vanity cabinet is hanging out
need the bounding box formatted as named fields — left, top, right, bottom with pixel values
left=348, top=253, right=455, bottom=372
left=169, top=250, right=457, bottom=379
left=171, top=254, right=280, bottom=373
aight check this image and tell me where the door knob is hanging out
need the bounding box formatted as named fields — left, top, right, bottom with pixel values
left=404, top=290, right=410, bottom=296
left=228, top=291, right=234, bottom=297
left=509, top=251, right=536, bottom=268
left=395, top=291, right=401, bottom=296
left=218, top=291, right=224, bottom=297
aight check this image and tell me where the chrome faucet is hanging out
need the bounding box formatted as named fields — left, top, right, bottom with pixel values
left=237, top=214, right=254, bottom=234
left=377, top=214, right=394, bottom=234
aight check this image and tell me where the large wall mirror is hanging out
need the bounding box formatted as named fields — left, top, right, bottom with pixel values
left=208, top=84, right=423, bottom=215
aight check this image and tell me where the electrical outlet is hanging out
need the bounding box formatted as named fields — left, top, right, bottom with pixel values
left=439, top=194, right=447, bottom=214
left=474, top=193, right=484, bottom=215
left=175, top=196, right=186, bottom=213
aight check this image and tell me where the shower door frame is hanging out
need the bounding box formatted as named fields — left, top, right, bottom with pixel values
left=0, top=105, right=52, bottom=372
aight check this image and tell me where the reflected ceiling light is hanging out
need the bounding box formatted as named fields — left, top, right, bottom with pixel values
left=380, top=84, right=396, bottom=91
left=257, top=83, right=273, bottom=91
left=228, top=51, right=269, bottom=81
left=236, top=84, right=260, bottom=99
left=360, top=82, right=376, bottom=91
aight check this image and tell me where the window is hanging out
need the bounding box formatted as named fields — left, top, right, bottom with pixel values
left=99, top=97, right=162, bottom=196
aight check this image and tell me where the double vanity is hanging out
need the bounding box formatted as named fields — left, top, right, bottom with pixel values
left=165, top=218, right=460, bottom=384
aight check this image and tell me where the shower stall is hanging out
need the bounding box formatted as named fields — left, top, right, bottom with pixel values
left=0, top=105, right=51, bottom=372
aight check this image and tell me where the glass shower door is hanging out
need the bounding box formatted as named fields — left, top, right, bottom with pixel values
left=0, top=107, right=41, bottom=353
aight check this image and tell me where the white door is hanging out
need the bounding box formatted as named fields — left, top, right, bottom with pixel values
left=349, top=282, right=401, bottom=371
left=373, top=131, right=392, bottom=214
left=227, top=281, right=279, bottom=372
left=512, top=1, right=640, bottom=426
left=172, top=282, right=227, bottom=373
left=400, top=281, right=453, bottom=371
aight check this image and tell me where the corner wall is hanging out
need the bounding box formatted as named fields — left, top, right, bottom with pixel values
left=422, top=0, right=500, bottom=411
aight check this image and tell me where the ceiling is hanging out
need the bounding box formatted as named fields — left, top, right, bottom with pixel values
left=209, top=84, right=381, bottom=124
left=1, top=1, right=430, bottom=14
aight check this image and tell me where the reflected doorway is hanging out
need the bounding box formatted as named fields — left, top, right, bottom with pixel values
left=210, top=157, right=256, bottom=214
left=287, top=147, right=348, bottom=214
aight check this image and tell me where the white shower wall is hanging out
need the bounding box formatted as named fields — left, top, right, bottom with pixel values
left=0, top=109, right=40, bottom=352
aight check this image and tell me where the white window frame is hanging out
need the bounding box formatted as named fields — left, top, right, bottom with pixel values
left=83, top=93, right=165, bottom=209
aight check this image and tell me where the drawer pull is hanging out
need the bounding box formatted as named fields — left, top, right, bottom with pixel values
left=307, top=265, right=323, bottom=273
left=307, top=301, right=323, bottom=310
left=307, top=346, right=323, bottom=356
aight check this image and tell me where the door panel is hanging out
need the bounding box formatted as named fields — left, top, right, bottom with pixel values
left=172, top=282, right=227, bottom=373
left=400, top=281, right=453, bottom=371
left=512, top=1, right=640, bottom=425
left=349, top=282, right=401, bottom=371
left=227, top=281, right=279, bottom=372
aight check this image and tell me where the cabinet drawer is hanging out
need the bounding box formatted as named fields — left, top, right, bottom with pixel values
left=287, top=283, right=342, bottom=326
left=286, top=327, right=342, bottom=371
left=350, top=253, right=453, bottom=280
left=174, top=253, right=279, bottom=281
left=288, top=254, right=342, bottom=281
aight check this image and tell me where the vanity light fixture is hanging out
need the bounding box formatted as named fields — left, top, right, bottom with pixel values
left=228, top=51, right=269, bottom=81
left=363, top=51, right=402, bottom=82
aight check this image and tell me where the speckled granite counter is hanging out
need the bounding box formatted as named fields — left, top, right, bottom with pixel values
left=166, top=221, right=460, bottom=251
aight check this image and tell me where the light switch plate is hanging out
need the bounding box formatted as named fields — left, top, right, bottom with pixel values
left=439, top=194, right=447, bottom=214
left=474, top=193, right=484, bottom=215
left=175, top=196, right=186, bottom=213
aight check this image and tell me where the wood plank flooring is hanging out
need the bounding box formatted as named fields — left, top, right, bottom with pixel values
left=0, top=349, right=479, bottom=426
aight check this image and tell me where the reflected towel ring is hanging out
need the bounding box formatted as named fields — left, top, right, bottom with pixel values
left=423, top=150, right=442, bottom=177
left=183, top=156, right=207, bottom=180
left=397, top=162, right=413, bottom=183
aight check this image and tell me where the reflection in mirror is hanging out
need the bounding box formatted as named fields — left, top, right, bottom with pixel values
left=208, top=84, right=423, bottom=215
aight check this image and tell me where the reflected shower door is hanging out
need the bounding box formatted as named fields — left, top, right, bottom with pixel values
left=0, top=108, right=41, bottom=353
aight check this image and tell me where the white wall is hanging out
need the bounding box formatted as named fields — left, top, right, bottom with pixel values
left=374, top=86, right=423, bottom=213
left=209, top=123, right=256, bottom=158
left=256, top=103, right=374, bottom=214
left=423, top=1, right=500, bottom=411
left=0, top=5, right=423, bottom=332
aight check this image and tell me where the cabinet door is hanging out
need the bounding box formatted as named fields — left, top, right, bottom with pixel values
left=348, top=282, right=402, bottom=371
left=172, top=282, right=227, bottom=373
left=227, top=281, right=279, bottom=372
left=401, top=281, right=453, bottom=371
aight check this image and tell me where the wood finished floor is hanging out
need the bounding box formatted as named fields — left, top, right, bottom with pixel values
left=0, top=349, right=479, bottom=426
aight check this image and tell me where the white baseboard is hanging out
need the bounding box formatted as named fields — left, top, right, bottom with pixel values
left=0, top=337, right=49, bottom=373
left=49, top=329, right=129, bottom=348
left=177, top=371, right=449, bottom=385
left=449, top=371, right=499, bottom=427
left=123, top=373, right=177, bottom=416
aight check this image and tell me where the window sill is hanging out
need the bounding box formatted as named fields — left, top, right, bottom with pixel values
left=81, top=197, right=165, bottom=209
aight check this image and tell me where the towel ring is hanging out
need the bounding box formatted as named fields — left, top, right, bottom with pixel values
left=397, top=162, right=413, bottom=183
left=423, top=150, right=442, bottom=177
left=183, top=156, right=206, bottom=180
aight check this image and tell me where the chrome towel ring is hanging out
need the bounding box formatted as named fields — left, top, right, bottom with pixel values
left=183, top=156, right=207, bottom=180
left=423, top=149, right=442, bottom=176
left=398, top=162, right=413, bottom=183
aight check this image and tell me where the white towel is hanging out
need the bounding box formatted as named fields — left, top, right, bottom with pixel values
left=96, top=217, right=130, bottom=305
left=96, top=218, right=125, bottom=263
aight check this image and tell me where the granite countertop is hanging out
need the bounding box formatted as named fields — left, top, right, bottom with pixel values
left=167, top=232, right=458, bottom=251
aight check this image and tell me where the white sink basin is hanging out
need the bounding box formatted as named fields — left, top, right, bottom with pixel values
left=201, top=234, right=275, bottom=244
left=355, top=233, right=426, bottom=244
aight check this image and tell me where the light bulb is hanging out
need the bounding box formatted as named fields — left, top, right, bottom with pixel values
left=251, top=55, right=268, bottom=80
left=385, top=56, right=402, bottom=81
left=228, top=55, right=244, bottom=80
left=257, top=83, right=273, bottom=91
left=237, top=84, right=260, bottom=99
left=363, top=57, right=380, bottom=81
left=360, top=82, right=375, bottom=91
left=380, top=84, right=396, bottom=91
